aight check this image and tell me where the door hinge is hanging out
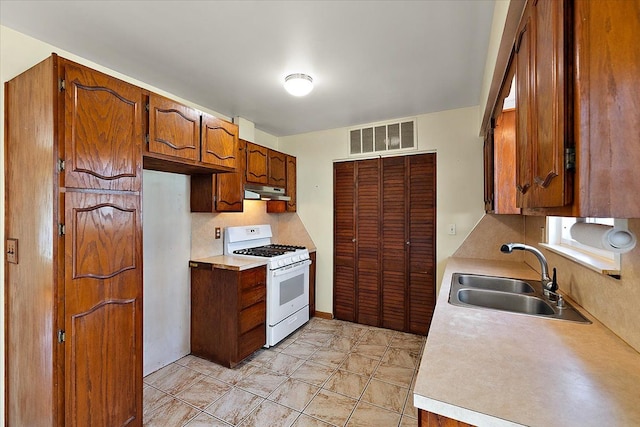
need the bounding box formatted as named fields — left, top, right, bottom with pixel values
left=59, top=79, right=66, bottom=92
left=145, top=134, right=150, bottom=144
left=57, top=159, right=65, bottom=172
left=58, top=224, right=65, bottom=236
left=57, top=330, right=65, bottom=343
left=565, top=147, right=576, bottom=171
left=145, top=103, right=150, bottom=112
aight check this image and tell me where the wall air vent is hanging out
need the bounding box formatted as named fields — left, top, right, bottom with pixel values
left=349, top=118, right=416, bottom=156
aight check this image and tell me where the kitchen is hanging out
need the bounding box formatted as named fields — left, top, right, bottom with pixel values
left=2, top=1, right=640, bottom=426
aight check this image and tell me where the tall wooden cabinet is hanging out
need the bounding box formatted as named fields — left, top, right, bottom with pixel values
left=333, top=154, right=436, bottom=335
left=5, top=55, right=143, bottom=426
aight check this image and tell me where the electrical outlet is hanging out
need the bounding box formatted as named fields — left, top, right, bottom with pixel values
left=215, top=227, right=221, bottom=239
left=7, top=238, right=18, bottom=264
left=448, top=224, right=456, bottom=235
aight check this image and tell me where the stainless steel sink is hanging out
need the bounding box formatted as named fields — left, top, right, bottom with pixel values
left=457, top=274, right=535, bottom=294
left=449, top=273, right=591, bottom=323
left=457, top=289, right=555, bottom=315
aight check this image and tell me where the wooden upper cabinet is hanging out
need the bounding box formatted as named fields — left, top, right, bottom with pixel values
left=62, top=60, right=143, bottom=192
left=268, top=150, right=286, bottom=187
left=214, top=139, right=245, bottom=212
left=246, top=142, right=268, bottom=184
left=515, top=0, right=571, bottom=208
left=569, top=0, right=640, bottom=218
left=201, top=113, right=238, bottom=170
left=147, top=93, right=200, bottom=162
left=286, top=155, right=297, bottom=212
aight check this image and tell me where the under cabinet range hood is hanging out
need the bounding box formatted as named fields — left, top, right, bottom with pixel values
left=244, top=183, right=291, bottom=201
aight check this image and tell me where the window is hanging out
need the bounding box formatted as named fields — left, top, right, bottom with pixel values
left=544, top=216, right=620, bottom=275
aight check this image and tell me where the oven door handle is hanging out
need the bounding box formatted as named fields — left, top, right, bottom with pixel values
left=271, top=259, right=311, bottom=276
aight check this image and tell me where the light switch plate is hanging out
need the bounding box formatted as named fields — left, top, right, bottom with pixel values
left=447, top=224, right=456, bottom=235
left=215, top=227, right=221, bottom=239
left=7, top=238, right=18, bottom=264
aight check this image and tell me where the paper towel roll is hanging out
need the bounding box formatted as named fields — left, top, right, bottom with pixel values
left=570, top=222, right=637, bottom=253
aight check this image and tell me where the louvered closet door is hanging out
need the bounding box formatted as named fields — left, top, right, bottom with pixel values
left=333, top=162, right=356, bottom=321
left=355, top=159, right=381, bottom=326
left=381, top=156, right=407, bottom=331
left=407, top=154, right=436, bottom=334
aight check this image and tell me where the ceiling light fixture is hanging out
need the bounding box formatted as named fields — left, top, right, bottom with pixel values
left=284, top=73, right=314, bottom=97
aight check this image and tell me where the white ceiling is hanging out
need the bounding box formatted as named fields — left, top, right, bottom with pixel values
left=0, top=0, right=495, bottom=137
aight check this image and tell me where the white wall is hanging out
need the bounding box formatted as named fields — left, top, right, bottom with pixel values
left=278, top=106, right=486, bottom=314
left=142, top=171, right=191, bottom=376
left=478, top=0, right=511, bottom=131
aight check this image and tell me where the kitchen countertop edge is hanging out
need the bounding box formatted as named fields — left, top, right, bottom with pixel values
left=413, top=256, right=640, bottom=427
left=189, top=255, right=268, bottom=271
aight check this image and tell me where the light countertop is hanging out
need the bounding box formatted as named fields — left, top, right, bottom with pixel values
left=413, top=257, right=640, bottom=426
left=189, top=255, right=268, bottom=271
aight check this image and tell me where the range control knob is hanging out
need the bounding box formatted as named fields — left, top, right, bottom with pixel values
left=293, top=255, right=301, bottom=262
left=278, top=260, right=285, bottom=267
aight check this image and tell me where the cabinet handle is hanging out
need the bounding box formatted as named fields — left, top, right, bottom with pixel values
left=352, top=238, right=356, bottom=242
left=516, top=183, right=531, bottom=194
left=534, top=172, right=558, bottom=189
left=406, top=241, right=410, bottom=245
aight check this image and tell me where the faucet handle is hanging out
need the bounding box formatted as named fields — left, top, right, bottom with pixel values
left=550, top=267, right=558, bottom=293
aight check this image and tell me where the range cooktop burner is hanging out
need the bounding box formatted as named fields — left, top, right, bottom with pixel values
left=232, top=244, right=306, bottom=258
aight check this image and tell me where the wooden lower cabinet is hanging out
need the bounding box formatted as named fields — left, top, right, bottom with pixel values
left=190, top=264, right=267, bottom=367
left=419, top=410, right=475, bottom=427
left=309, top=251, right=317, bottom=316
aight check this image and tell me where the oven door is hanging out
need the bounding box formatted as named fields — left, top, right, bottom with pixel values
left=268, top=260, right=311, bottom=326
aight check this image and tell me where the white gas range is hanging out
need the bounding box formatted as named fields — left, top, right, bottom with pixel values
left=224, top=224, right=311, bottom=347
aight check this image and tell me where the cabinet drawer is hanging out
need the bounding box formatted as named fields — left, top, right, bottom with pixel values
left=239, top=301, right=266, bottom=335
left=240, top=285, right=266, bottom=310
left=238, top=324, right=266, bottom=361
left=240, top=267, right=266, bottom=291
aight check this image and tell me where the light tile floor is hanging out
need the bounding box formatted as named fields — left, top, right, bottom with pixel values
left=144, top=317, right=426, bottom=427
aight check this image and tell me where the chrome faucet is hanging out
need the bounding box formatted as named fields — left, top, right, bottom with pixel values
left=500, top=243, right=557, bottom=293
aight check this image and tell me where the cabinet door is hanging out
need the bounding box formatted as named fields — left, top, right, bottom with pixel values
left=515, top=0, right=571, bottom=208
left=201, top=114, right=238, bottom=170
left=515, top=12, right=534, bottom=205
left=286, top=155, right=297, bottom=212
left=216, top=139, right=246, bottom=212
left=494, top=110, right=520, bottom=214
left=530, top=0, right=570, bottom=207
left=268, top=150, right=287, bottom=187
left=574, top=0, right=640, bottom=218
left=148, top=93, right=200, bottom=162
left=63, top=61, right=143, bottom=191
left=407, top=154, right=436, bottom=335
left=381, top=156, right=407, bottom=331
left=64, top=191, right=142, bottom=426
left=355, top=159, right=381, bottom=327
left=333, top=162, right=356, bottom=322
left=246, top=142, right=268, bottom=184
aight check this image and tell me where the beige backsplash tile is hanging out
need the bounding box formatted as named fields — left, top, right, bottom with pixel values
left=190, top=200, right=315, bottom=259
left=461, top=214, right=640, bottom=353
left=453, top=214, right=525, bottom=261
left=524, top=216, right=640, bottom=353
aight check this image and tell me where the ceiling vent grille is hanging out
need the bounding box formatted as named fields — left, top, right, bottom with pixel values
left=349, top=119, right=416, bottom=156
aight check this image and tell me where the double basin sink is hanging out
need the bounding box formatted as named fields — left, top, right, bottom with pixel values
left=449, top=273, right=591, bottom=323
